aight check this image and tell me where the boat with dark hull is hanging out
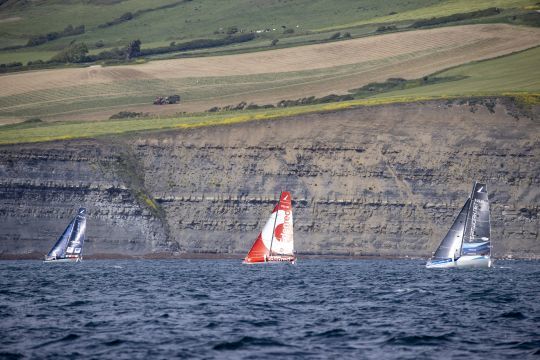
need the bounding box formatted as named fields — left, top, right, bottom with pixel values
left=426, top=182, right=492, bottom=269
left=44, top=208, right=86, bottom=263
left=244, top=192, right=296, bottom=264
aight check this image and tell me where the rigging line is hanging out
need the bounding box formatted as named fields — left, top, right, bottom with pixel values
left=459, top=181, right=476, bottom=258
left=268, top=191, right=282, bottom=259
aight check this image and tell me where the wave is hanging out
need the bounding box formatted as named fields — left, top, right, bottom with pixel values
left=104, top=339, right=125, bottom=347
left=213, top=336, right=287, bottom=351
left=32, top=334, right=80, bottom=349
left=385, top=332, right=455, bottom=346
left=312, top=329, right=347, bottom=338
left=499, top=310, right=526, bottom=319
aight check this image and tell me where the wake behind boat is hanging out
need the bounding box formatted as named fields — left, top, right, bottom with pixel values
left=44, top=208, right=86, bottom=263
left=244, top=191, right=296, bottom=264
left=426, top=182, right=492, bottom=269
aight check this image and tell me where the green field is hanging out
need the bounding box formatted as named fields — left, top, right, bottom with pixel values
left=0, top=0, right=536, bottom=65
left=0, top=0, right=538, bottom=144
left=0, top=54, right=430, bottom=119
left=1, top=45, right=538, bottom=145
left=1, top=37, right=539, bottom=123
left=371, top=46, right=540, bottom=99
left=317, top=0, right=535, bottom=30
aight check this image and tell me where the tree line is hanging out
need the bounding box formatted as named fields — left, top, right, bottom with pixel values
left=0, top=33, right=257, bottom=72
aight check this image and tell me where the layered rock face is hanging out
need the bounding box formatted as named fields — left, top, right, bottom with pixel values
left=0, top=99, right=538, bottom=258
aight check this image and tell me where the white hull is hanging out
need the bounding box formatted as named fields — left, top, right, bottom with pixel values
left=456, top=255, right=491, bottom=268
left=426, top=255, right=491, bottom=269
left=43, top=257, right=81, bottom=263
left=426, top=258, right=455, bottom=268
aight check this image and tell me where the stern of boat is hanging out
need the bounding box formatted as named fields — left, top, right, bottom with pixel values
left=455, top=255, right=491, bottom=268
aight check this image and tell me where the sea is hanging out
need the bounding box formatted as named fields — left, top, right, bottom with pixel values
left=0, top=259, right=539, bottom=359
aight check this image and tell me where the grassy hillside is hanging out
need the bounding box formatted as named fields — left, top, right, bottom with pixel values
left=1, top=24, right=537, bottom=124
left=0, top=0, right=537, bottom=65
left=317, top=0, right=536, bottom=30
left=0, top=1, right=537, bottom=145
left=0, top=43, right=538, bottom=145
left=371, top=46, right=540, bottom=99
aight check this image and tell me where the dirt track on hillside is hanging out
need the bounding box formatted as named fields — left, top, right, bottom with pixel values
left=0, top=24, right=539, bottom=121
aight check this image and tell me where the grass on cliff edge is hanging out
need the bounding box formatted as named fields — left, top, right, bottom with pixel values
left=0, top=94, right=538, bottom=145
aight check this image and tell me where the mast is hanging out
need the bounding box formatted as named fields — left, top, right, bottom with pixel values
left=65, top=208, right=86, bottom=259
left=488, top=184, right=492, bottom=258
left=458, top=181, right=476, bottom=257
left=268, top=191, right=282, bottom=257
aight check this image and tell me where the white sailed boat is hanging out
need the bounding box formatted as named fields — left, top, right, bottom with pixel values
left=44, top=208, right=86, bottom=263
left=244, top=191, right=296, bottom=264
left=426, top=182, right=492, bottom=269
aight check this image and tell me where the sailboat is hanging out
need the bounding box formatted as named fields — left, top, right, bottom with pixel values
left=426, top=182, right=492, bottom=269
left=44, top=208, right=86, bottom=263
left=244, top=191, right=296, bottom=264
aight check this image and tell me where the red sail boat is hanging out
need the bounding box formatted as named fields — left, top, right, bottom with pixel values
left=244, top=191, right=296, bottom=264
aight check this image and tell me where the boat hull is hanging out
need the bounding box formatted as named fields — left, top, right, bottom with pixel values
left=426, top=256, right=491, bottom=269
left=43, top=257, right=81, bottom=263
left=243, top=255, right=296, bottom=264
left=456, top=255, right=491, bottom=268
left=426, top=258, right=455, bottom=269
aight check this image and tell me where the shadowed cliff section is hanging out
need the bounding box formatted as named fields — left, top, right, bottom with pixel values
left=0, top=98, right=538, bottom=258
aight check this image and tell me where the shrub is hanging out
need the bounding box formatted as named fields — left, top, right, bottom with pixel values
left=410, top=7, right=501, bottom=28
left=329, top=32, right=341, bottom=40
left=109, top=111, right=145, bottom=119
left=50, top=43, right=89, bottom=63
left=125, top=39, right=141, bottom=60
left=271, top=39, right=279, bottom=46
left=1, top=62, right=23, bottom=68
left=27, top=60, right=44, bottom=66
left=376, top=25, right=397, bottom=33
left=98, top=12, right=133, bottom=28
left=24, top=118, right=43, bottom=124
left=26, top=24, right=85, bottom=47
left=138, top=33, right=256, bottom=57
left=226, top=26, right=238, bottom=35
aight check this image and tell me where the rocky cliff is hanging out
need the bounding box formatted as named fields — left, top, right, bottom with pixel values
left=0, top=98, right=538, bottom=258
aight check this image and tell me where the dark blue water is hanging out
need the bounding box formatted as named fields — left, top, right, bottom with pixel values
left=1, top=260, right=539, bottom=359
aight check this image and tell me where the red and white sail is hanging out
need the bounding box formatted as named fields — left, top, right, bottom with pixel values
left=244, top=192, right=295, bottom=263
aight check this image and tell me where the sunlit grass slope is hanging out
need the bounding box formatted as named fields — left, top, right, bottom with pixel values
left=0, top=96, right=459, bottom=145
left=372, top=46, right=540, bottom=99
left=0, top=0, right=536, bottom=64
left=317, top=0, right=535, bottom=30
